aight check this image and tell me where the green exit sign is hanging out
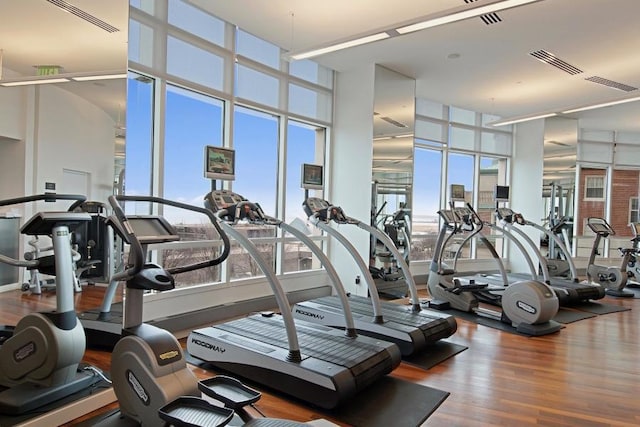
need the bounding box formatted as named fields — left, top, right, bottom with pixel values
left=36, top=65, right=62, bottom=76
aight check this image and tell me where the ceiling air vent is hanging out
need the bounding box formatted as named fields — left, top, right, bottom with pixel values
left=379, top=116, right=408, bottom=128
left=463, top=0, right=502, bottom=25
left=546, top=140, right=570, bottom=147
left=529, top=50, right=583, bottom=75
left=585, top=76, right=637, bottom=92
left=46, top=0, right=120, bottom=33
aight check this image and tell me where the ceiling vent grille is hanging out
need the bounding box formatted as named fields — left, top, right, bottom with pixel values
left=584, top=76, right=637, bottom=92
left=529, top=50, right=583, bottom=75
left=463, top=0, right=502, bottom=25
left=46, top=0, right=120, bottom=33
left=480, top=13, right=502, bottom=25
left=379, top=116, right=408, bottom=128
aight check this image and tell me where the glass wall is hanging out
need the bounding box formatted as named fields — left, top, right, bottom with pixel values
left=127, top=1, right=332, bottom=288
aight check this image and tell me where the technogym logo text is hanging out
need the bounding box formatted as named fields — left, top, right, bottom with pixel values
left=295, top=308, right=325, bottom=320
left=127, top=370, right=150, bottom=405
left=191, top=338, right=226, bottom=353
left=516, top=300, right=537, bottom=314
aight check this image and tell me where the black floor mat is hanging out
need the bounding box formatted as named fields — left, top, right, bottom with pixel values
left=571, top=301, right=632, bottom=314
left=606, top=287, right=640, bottom=299
left=552, top=308, right=597, bottom=324
left=320, top=376, right=449, bottom=427
left=0, top=378, right=111, bottom=426
left=403, top=340, right=468, bottom=369
left=426, top=307, right=563, bottom=336
left=186, top=356, right=449, bottom=427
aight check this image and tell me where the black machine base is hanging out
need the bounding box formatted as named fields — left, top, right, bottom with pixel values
left=0, top=369, right=101, bottom=415
left=514, top=320, right=562, bottom=336
left=605, top=288, right=635, bottom=298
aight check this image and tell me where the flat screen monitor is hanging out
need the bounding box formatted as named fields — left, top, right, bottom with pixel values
left=450, top=184, right=465, bottom=201
left=204, top=146, right=235, bottom=181
left=301, top=163, right=323, bottom=190
left=495, top=185, right=510, bottom=201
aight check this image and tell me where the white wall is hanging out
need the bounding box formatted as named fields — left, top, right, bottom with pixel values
left=0, top=86, right=25, bottom=142
left=509, top=119, right=545, bottom=274
left=328, top=64, right=376, bottom=296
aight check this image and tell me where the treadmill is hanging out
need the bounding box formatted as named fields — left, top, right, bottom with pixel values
left=187, top=190, right=401, bottom=410
left=494, top=207, right=605, bottom=304
left=294, top=196, right=457, bottom=357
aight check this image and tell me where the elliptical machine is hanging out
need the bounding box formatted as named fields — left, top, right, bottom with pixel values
left=0, top=194, right=102, bottom=415
left=103, top=195, right=305, bottom=427
left=585, top=217, right=631, bottom=297
left=427, top=204, right=561, bottom=336
left=621, top=222, right=640, bottom=288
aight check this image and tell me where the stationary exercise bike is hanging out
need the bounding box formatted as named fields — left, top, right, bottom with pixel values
left=427, top=204, right=561, bottom=336
left=0, top=194, right=101, bottom=415
left=103, top=195, right=306, bottom=427
left=585, top=217, right=631, bottom=297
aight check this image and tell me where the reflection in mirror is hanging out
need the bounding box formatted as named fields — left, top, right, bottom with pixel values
left=0, top=1, right=127, bottom=289
left=370, top=65, right=415, bottom=294
left=371, top=64, right=415, bottom=223
left=542, top=117, right=577, bottom=260
left=0, top=0, right=128, bottom=201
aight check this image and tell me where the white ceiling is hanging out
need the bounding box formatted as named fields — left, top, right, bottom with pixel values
left=196, top=0, right=640, bottom=133
left=0, top=0, right=128, bottom=123
left=1, top=0, right=638, bottom=182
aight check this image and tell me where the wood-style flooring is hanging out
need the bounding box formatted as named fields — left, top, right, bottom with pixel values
left=1, top=283, right=638, bottom=426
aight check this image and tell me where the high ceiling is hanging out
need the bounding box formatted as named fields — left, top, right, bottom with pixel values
left=1, top=0, right=638, bottom=182
left=196, top=0, right=640, bottom=133
left=0, top=0, right=128, bottom=123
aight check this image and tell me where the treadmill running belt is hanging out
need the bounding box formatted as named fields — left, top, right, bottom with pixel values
left=314, top=295, right=454, bottom=334
left=215, top=316, right=383, bottom=369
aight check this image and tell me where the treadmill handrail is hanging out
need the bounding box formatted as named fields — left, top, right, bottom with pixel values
left=278, top=221, right=357, bottom=337
left=310, top=215, right=385, bottom=324
left=218, top=221, right=302, bottom=359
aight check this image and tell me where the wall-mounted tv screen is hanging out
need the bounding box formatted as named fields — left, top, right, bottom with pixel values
left=450, top=184, right=465, bottom=201
left=495, top=185, right=510, bottom=201
left=301, top=163, right=323, bottom=190
left=204, top=145, right=235, bottom=181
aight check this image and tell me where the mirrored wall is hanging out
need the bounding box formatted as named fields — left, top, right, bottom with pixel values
left=371, top=65, right=415, bottom=248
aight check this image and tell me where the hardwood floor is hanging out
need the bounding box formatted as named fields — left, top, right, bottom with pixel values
left=1, top=284, right=638, bottom=426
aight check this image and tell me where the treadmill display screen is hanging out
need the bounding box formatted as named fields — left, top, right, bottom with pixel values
left=439, top=210, right=457, bottom=224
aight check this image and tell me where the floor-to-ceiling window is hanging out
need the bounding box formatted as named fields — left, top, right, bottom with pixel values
left=124, top=72, right=154, bottom=215
left=160, top=85, right=225, bottom=286
left=283, top=120, right=326, bottom=273
left=229, top=106, right=279, bottom=279
left=411, top=144, right=443, bottom=261
left=127, top=1, right=333, bottom=291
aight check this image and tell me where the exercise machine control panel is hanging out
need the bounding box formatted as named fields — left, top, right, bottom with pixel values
left=586, top=218, right=614, bottom=236
left=496, top=208, right=526, bottom=225
left=437, top=209, right=457, bottom=225
left=205, top=190, right=266, bottom=224
left=303, top=197, right=348, bottom=223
